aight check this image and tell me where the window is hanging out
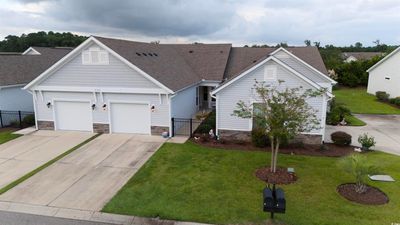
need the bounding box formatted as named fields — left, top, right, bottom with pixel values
left=264, top=65, right=277, bottom=81
left=82, top=47, right=109, bottom=65
left=252, top=103, right=266, bottom=130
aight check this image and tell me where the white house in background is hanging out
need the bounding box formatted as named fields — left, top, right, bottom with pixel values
left=24, top=36, right=335, bottom=144
left=342, top=52, right=383, bottom=63
left=367, top=46, right=400, bottom=98
left=0, top=47, right=71, bottom=112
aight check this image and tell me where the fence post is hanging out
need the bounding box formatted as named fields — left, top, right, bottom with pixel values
left=171, top=117, right=175, bottom=137
left=0, top=110, right=3, bottom=128
left=189, top=118, right=193, bottom=137
left=18, top=111, right=22, bottom=128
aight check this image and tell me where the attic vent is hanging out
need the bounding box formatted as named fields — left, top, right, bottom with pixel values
left=153, top=53, right=158, bottom=56
left=82, top=48, right=109, bottom=65
left=253, top=60, right=257, bottom=63
left=189, top=50, right=194, bottom=53
left=136, top=52, right=141, bottom=56
left=148, top=53, right=153, bottom=56
left=142, top=53, right=147, bottom=56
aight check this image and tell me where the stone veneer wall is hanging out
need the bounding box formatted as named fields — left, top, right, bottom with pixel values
left=93, top=123, right=110, bottom=133
left=37, top=120, right=54, bottom=130
left=151, top=126, right=169, bottom=135
left=218, top=129, right=323, bottom=145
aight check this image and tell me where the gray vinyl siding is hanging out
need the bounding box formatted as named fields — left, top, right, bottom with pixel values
left=274, top=50, right=329, bottom=84
left=0, top=86, right=33, bottom=111
left=39, top=43, right=159, bottom=89
left=34, top=91, right=169, bottom=126
left=170, top=85, right=198, bottom=119
left=217, top=60, right=324, bottom=134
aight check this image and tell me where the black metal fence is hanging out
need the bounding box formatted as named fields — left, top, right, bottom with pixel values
left=0, top=110, right=35, bottom=128
left=171, top=118, right=201, bottom=137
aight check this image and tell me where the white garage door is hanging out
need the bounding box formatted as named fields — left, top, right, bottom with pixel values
left=55, top=101, right=92, bottom=131
left=110, top=102, right=150, bottom=134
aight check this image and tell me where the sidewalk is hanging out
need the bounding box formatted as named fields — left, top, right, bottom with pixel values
left=0, top=201, right=210, bottom=225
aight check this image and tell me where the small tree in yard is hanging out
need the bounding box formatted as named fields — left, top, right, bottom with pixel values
left=233, top=80, right=324, bottom=173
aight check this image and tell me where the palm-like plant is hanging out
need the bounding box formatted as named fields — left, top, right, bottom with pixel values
left=339, top=154, right=379, bottom=193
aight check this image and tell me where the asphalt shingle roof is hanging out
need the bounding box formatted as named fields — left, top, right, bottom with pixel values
left=0, top=47, right=71, bottom=86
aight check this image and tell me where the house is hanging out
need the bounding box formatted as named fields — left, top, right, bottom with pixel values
left=367, top=46, right=400, bottom=98
left=23, top=36, right=335, bottom=144
left=342, top=52, right=383, bottom=63
left=0, top=47, right=72, bottom=112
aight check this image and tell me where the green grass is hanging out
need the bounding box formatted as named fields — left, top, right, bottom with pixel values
left=345, top=114, right=366, bottom=126
left=0, top=130, right=21, bottom=145
left=103, top=142, right=400, bottom=225
left=334, top=87, right=400, bottom=114
left=0, top=133, right=101, bottom=195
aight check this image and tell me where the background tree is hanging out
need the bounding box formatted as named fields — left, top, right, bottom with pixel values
left=0, top=31, right=87, bottom=52
left=233, top=80, right=323, bottom=173
left=304, top=39, right=311, bottom=46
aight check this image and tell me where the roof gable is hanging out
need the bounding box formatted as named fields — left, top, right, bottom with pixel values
left=367, top=46, right=400, bottom=72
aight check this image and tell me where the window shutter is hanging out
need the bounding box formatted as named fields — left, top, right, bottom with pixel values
left=99, top=51, right=109, bottom=64
left=91, top=51, right=99, bottom=64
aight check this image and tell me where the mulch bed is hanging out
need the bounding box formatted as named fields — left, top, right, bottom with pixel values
left=255, top=167, right=297, bottom=184
left=193, top=138, right=355, bottom=157
left=337, top=183, right=389, bottom=205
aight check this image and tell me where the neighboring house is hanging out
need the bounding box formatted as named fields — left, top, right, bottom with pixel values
left=367, top=46, right=400, bottom=98
left=24, top=36, right=335, bottom=144
left=0, top=47, right=72, bottom=112
left=342, top=52, right=383, bottom=63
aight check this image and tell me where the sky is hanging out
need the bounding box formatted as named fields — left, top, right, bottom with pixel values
left=0, top=0, right=400, bottom=47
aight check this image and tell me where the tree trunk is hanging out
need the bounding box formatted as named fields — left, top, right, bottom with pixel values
left=270, top=137, right=275, bottom=171
left=272, top=139, right=280, bottom=173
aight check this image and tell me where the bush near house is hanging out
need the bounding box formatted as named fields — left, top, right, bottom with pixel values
left=251, top=128, right=269, bottom=148
left=194, top=111, right=215, bottom=134
left=375, top=91, right=390, bottom=102
left=389, top=97, right=400, bottom=106
left=331, top=131, right=352, bottom=146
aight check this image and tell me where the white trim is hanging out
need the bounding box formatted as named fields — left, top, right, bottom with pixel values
left=367, top=46, right=400, bottom=72
left=108, top=100, right=151, bottom=135
left=23, top=36, right=174, bottom=94
left=52, top=98, right=94, bottom=132
left=212, top=56, right=331, bottom=97
left=320, top=94, right=327, bottom=140
left=32, top=94, right=38, bottom=130
left=22, top=47, right=41, bottom=55
left=32, top=86, right=169, bottom=94
left=0, top=84, right=26, bottom=90
left=270, top=47, right=337, bottom=84
left=218, top=127, right=251, bottom=132
left=215, top=94, right=219, bottom=136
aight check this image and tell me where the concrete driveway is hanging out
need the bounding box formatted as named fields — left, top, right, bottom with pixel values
left=0, top=130, right=94, bottom=189
left=325, top=114, right=400, bottom=155
left=0, top=134, right=165, bottom=211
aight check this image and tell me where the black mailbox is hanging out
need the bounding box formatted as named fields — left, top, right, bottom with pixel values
left=263, top=187, right=274, bottom=212
left=274, top=188, right=286, bottom=213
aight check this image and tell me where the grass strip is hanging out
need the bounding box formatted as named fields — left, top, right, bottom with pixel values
left=0, top=133, right=101, bottom=195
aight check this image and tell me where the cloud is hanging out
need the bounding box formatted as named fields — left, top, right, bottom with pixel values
left=2, top=0, right=400, bottom=46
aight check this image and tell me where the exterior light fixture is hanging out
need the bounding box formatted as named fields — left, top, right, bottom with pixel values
left=151, top=104, right=155, bottom=112
left=46, top=102, right=52, bottom=108
left=91, top=104, right=96, bottom=110
left=102, top=103, right=107, bottom=111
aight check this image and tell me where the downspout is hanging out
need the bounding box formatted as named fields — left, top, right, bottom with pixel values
left=210, top=93, right=218, bottom=136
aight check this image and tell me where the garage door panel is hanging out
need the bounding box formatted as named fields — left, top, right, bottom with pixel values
left=55, top=101, right=92, bottom=131
left=110, top=103, right=150, bottom=134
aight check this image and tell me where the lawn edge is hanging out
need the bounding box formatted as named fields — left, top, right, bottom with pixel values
left=0, top=133, right=101, bottom=195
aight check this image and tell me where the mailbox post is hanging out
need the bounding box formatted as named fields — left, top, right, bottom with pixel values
left=263, top=184, right=286, bottom=219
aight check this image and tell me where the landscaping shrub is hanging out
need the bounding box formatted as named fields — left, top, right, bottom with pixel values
left=251, top=128, right=269, bottom=147
left=331, top=131, right=352, bottom=146
left=358, top=133, right=376, bottom=151
left=22, top=114, right=35, bottom=126
left=195, top=111, right=215, bottom=134
left=389, top=97, right=400, bottom=106
left=375, top=91, right=390, bottom=102
left=326, top=98, right=351, bottom=125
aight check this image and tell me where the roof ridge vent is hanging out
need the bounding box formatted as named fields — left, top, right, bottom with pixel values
left=136, top=52, right=141, bottom=56
left=142, top=53, right=147, bottom=56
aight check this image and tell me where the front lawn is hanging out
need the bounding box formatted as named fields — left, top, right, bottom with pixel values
left=0, top=129, right=21, bottom=145
left=345, top=114, right=366, bottom=126
left=334, top=87, right=400, bottom=114
left=103, top=142, right=400, bottom=225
